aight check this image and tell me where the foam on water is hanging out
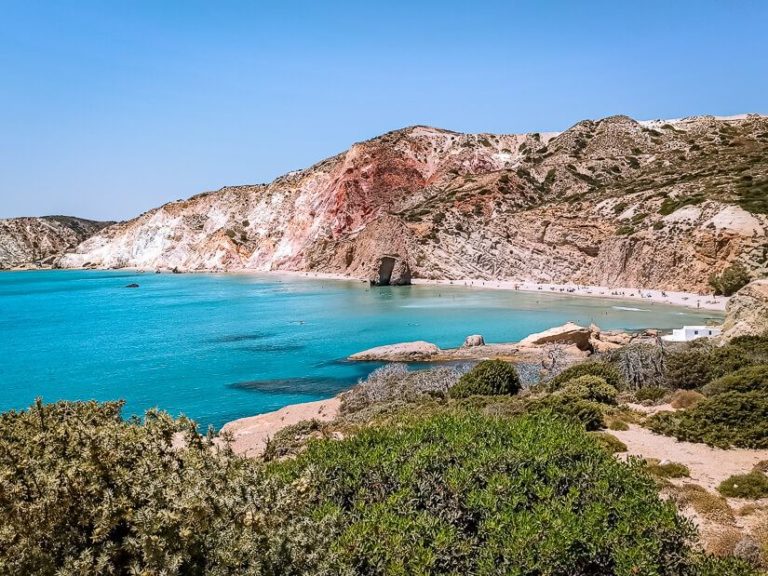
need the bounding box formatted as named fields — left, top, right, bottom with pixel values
left=0, top=270, right=720, bottom=428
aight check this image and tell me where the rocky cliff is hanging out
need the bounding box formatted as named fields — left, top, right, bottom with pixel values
left=721, top=280, right=768, bottom=339
left=0, top=216, right=110, bottom=269
left=59, top=114, right=768, bottom=291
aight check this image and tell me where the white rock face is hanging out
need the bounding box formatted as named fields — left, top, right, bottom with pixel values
left=703, top=206, right=764, bottom=236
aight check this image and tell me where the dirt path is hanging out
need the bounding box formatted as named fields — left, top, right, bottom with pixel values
left=221, top=398, right=340, bottom=458
left=612, top=424, right=768, bottom=491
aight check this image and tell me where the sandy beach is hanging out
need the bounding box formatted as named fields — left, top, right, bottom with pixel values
left=239, top=269, right=728, bottom=312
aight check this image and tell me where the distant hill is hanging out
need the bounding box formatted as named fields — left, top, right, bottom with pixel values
left=56, top=113, right=768, bottom=291
left=0, top=216, right=111, bottom=269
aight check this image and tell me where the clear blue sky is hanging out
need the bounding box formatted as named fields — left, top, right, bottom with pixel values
left=1, top=0, right=766, bottom=221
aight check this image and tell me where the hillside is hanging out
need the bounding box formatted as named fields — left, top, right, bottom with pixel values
left=59, top=114, right=768, bottom=291
left=0, top=216, right=111, bottom=270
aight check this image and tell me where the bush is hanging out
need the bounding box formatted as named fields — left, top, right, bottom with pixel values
left=665, top=346, right=753, bottom=390
left=590, top=431, right=628, bottom=453
left=703, top=365, right=768, bottom=396
left=709, top=262, right=751, bottom=296
left=646, top=460, right=690, bottom=478
left=730, top=335, right=768, bottom=360
left=608, top=418, right=630, bottom=431
left=341, top=364, right=462, bottom=414
left=647, top=391, right=768, bottom=448
left=606, top=343, right=667, bottom=391
left=0, top=401, right=752, bottom=575
left=635, top=386, right=668, bottom=402
left=449, top=360, right=521, bottom=398
left=0, top=400, right=272, bottom=576
left=531, top=396, right=606, bottom=431
left=670, top=389, right=706, bottom=409
left=273, top=411, right=703, bottom=575
left=547, top=361, right=625, bottom=391
left=555, top=375, right=618, bottom=405
left=718, top=472, right=768, bottom=499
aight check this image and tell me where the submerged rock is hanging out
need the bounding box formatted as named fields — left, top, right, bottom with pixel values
left=125, top=283, right=140, bottom=288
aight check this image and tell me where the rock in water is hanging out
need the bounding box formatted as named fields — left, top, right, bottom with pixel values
left=349, top=341, right=440, bottom=361
left=463, top=335, right=485, bottom=347
left=125, top=283, right=140, bottom=288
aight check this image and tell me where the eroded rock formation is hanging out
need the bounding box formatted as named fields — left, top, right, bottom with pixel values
left=0, top=216, right=110, bottom=269
left=57, top=115, right=768, bottom=292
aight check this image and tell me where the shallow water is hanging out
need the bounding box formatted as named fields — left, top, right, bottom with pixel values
left=0, top=270, right=719, bottom=428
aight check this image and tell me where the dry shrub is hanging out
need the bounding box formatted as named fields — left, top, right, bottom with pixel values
left=703, top=527, right=743, bottom=557
left=607, top=418, right=629, bottom=431
left=671, top=389, right=706, bottom=409
left=737, top=503, right=764, bottom=517
left=676, top=484, right=735, bottom=524
left=753, top=460, right=768, bottom=474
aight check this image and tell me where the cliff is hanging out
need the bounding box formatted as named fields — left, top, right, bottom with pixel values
left=0, top=216, right=110, bottom=269
left=58, top=114, right=768, bottom=291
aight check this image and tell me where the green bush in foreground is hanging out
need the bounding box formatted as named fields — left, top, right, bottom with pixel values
left=702, top=365, right=768, bottom=396
left=647, top=391, right=768, bottom=448
left=718, top=471, right=768, bottom=499
left=448, top=359, right=521, bottom=398
left=0, top=400, right=272, bottom=576
left=272, top=411, right=704, bottom=575
left=548, top=361, right=625, bottom=391
left=0, top=401, right=756, bottom=575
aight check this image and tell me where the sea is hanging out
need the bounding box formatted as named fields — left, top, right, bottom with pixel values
left=0, top=270, right=720, bottom=428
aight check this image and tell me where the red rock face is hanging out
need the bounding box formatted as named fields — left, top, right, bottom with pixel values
left=58, top=116, right=768, bottom=292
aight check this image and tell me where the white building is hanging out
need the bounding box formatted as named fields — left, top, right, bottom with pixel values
left=662, top=325, right=722, bottom=342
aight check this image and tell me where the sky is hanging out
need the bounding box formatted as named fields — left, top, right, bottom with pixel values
left=1, top=1, right=766, bottom=221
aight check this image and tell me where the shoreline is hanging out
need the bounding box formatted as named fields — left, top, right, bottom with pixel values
left=6, top=266, right=727, bottom=312
left=236, top=269, right=727, bottom=312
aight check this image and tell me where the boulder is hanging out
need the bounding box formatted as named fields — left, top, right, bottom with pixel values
left=462, top=334, right=485, bottom=348
left=369, top=255, right=411, bottom=286
left=518, top=322, right=593, bottom=351
left=721, top=279, right=768, bottom=340
left=348, top=341, right=440, bottom=362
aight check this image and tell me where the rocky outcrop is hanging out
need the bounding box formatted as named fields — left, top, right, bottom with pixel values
left=0, top=216, right=110, bottom=269
left=518, top=322, right=593, bottom=351
left=463, top=335, right=485, bottom=347
left=721, top=280, right=768, bottom=340
left=58, top=115, right=768, bottom=292
left=348, top=341, right=441, bottom=361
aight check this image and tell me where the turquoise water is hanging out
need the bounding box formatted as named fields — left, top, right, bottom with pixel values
left=0, top=270, right=719, bottom=428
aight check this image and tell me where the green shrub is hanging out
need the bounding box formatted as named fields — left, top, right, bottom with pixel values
left=273, top=411, right=702, bottom=575
left=665, top=346, right=753, bottom=390
left=590, top=431, right=628, bottom=453
left=0, top=401, right=752, bottom=575
left=703, top=365, right=768, bottom=396
left=532, top=396, right=606, bottom=431
left=730, top=334, right=768, bottom=360
left=635, top=386, right=668, bottom=402
left=0, top=400, right=272, bottom=576
left=646, top=460, right=690, bottom=478
left=709, top=262, right=751, bottom=296
left=548, top=361, right=625, bottom=391
left=718, top=472, right=768, bottom=499
left=607, top=418, right=630, bottom=431
left=647, top=391, right=768, bottom=448
left=449, top=360, right=521, bottom=398
left=555, top=375, right=618, bottom=405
